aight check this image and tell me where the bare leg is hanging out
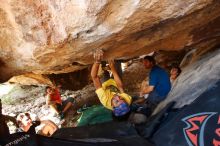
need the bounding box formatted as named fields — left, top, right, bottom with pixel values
left=40, top=120, right=58, bottom=137
left=40, top=125, right=55, bottom=137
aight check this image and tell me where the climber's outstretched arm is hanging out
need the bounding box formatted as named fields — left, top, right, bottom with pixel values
left=108, top=60, right=124, bottom=93
left=91, top=50, right=103, bottom=89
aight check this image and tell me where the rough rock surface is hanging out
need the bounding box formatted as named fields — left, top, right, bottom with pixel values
left=1, top=0, right=220, bottom=82
left=122, top=61, right=148, bottom=96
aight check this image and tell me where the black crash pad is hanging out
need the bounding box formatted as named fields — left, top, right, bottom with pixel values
left=152, top=80, right=220, bottom=146
left=53, top=121, right=137, bottom=139
left=1, top=122, right=154, bottom=146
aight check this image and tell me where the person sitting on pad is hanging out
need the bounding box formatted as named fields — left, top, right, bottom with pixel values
left=45, top=86, right=76, bottom=119
left=91, top=49, right=132, bottom=120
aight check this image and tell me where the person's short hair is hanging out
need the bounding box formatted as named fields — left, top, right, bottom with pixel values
left=143, top=56, right=156, bottom=65
left=45, top=86, right=52, bottom=95
left=172, top=66, right=182, bottom=76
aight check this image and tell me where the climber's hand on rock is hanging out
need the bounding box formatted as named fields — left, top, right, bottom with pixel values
left=93, top=49, right=103, bottom=63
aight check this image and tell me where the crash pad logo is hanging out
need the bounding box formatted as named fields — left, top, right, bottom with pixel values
left=182, top=112, right=220, bottom=146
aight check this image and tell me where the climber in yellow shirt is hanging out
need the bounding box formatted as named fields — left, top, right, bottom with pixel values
left=91, top=49, right=132, bottom=120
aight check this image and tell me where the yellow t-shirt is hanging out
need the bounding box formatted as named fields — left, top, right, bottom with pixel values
left=95, top=79, right=132, bottom=110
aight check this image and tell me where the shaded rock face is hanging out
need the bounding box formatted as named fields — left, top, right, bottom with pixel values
left=47, top=68, right=91, bottom=90
left=8, top=68, right=90, bottom=90
left=0, top=0, right=220, bottom=82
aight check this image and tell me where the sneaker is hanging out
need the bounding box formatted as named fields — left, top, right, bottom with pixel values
left=59, top=112, right=65, bottom=120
